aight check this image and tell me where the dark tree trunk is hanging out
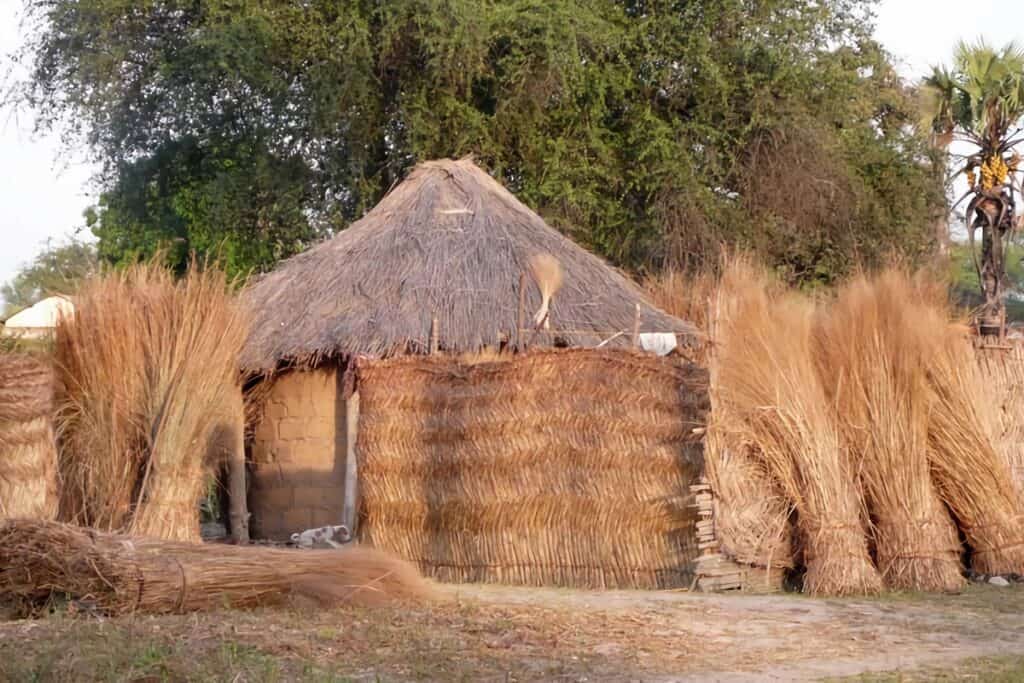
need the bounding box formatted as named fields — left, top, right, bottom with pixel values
left=978, top=223, right=1004, bottom=336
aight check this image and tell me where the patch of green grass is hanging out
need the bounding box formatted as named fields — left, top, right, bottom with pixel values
left=828, top=655, right=1024, bottom=682
left=0, top=627, right=353, bottom=683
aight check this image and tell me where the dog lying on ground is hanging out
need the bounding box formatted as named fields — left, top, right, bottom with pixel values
left=290, top=524, right=351, bottom=549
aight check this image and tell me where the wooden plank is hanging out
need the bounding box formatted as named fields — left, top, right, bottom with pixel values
left=516, top=272, right=527, bottom=349
left=429, top=316, right=439, bottom=354
left=342, top=389, right=361, bottom=536
left=631, top=303, right=641, bottom=347
left=226, top=388, right=250, bottom=544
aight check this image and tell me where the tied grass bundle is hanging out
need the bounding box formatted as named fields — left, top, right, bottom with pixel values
left=712, top=259, right=881, bottom=596
left=529, top=253, right=563, bottom=329
left=815, top=271, right=963, bottom=591
left=0, top=354, right=58, bottom=522
left=975, top=346, right=1024, bottom=495
left=926, top=332, right=1024, bottom=575
left=704, top=265, right=794, bottom=573
left=55, top=261, right=248, bottom=541
left=0, top=519, right=436, bottom=617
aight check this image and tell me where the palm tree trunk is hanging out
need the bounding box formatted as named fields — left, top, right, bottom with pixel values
left=979, top=223, right=1005, bottom=335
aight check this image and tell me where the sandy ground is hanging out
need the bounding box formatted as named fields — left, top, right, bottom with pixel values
left=2, top=582, right=1023, bottom=681
left=456, top=584, right=1024, bottom=681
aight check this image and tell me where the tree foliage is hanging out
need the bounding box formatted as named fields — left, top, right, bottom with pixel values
left=2, top=237, right=98, bottom=315
left=18, top=0, right=945, bottom=283
left=923, top=40, right=1024, bottom=329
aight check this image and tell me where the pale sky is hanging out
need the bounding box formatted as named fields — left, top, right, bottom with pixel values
left=1, top=0, right=1023, bottom=291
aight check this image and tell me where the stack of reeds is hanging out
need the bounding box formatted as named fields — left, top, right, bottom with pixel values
left=974, top=344, right=1024, bottom=495
left=55, top=261, right=248, bottom=541
left=711, top=259, right=882, bottom=596
left=814, top=271, right=964, bottom=591
left=0, top=519, right=435, bottom=616
left=356, top=348, right=709, bottom=589
left=0, top=354, right=58, bottom=522
left=926, top=331, right=1024, bottom=575
left=703, top=268, right=794, bottom=576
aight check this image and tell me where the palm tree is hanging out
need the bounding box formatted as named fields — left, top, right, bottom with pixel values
left=923, top=40, right=1024, bottom=334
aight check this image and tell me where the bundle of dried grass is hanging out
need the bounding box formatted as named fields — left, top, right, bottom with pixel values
left=926, top=333, right=1024, bottom=575
left=975, top=345, right=1024, bottom=494
left=55, top=261, right=248, bottom=541
left=0, top=519, right=436, bottom=617
left=703, top=265, right=794, bottom=574
left=529, top=253, right=563, bottom=329
left=643, top=267, right=717, bottom=335
left=815, top=271, right=964, bottom=591
left=712, top=259, right=881, bottom=596
left=0, top=354, right=58, bottom=521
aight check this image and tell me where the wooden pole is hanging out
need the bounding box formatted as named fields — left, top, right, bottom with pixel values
left=631, top=303, right=641, bottom=348
left=516, top=272, right=527, bottom=350
left=342, top=389, right=361, bottom=537
left=226, top=388, right=249, bottom=544
left=429, top=315, right=439, bottom=354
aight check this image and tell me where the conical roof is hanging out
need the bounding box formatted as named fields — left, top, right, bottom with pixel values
left=241, top=158, right=696, bottom=372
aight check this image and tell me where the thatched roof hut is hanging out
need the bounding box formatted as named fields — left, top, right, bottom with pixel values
left=241, top=157, right=695, bottom=372
left=240, top=158, right=708, bottom=590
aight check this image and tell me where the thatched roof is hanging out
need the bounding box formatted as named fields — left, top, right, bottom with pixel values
left=241, top=158, right=696, bottom=372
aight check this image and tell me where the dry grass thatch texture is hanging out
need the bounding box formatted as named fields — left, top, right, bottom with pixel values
left=0, top=519, right=436, bottom=616
left=643, top=267, right=718, bottom=336
left=240, top=158, right=695, bottom=371
left=54, top=261, right=248, bottom=542
left=711, top=259, right=882, bottom=596
left=0, top=354, right=58, bottom=522
left=926, top=334, right=1024, bottom=575
left=356, top=348, right=709, bottom=589
left=975, top=344, right=1024, bottom=495
left=815, top=271, right=964, bottom=591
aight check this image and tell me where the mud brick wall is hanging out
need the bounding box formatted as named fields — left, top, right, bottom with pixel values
left=249, top=368, right=351, bottom=540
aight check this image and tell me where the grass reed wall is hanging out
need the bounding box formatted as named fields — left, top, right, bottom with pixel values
left=355, top=348, right=709, bottom=589
left=0, top=353, right=58, bottom=522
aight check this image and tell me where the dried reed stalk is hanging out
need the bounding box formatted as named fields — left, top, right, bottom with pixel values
left=55, top=261, right=249, bottom=541
left=642, top=267, right=717, bottom=336
left=926, top=333, right=1024, bottom=575
left=703, top=271, right=794, bottom=571
left=0, top=354, right=58, bottom=521
left=0, top=519, right=436, bottom=616
left=815, top=271, right=963, bottom=591
left=975, top=345, right=1024, bottom=495
left=712, top=259, right=881, bottom=596
left=529, top=253, right=563, bottom=328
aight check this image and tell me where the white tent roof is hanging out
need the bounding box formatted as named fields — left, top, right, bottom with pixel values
left=3, top=295, right=74, bottom=329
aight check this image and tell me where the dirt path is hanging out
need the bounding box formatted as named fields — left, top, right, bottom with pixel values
left=455, top=584, right=1024, bottom=681
left=2, top=583, right=1023, bottom=681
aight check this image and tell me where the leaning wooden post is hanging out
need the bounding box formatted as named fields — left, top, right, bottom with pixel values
left=342, top=385, right=361, bottom=537
left=631, top=303, right=641, bottom=348
left=516, top=272, right=527, bottom=350
left=429, top=315, right=440, bottom=354
left=226, top=386, right=250, bottom=544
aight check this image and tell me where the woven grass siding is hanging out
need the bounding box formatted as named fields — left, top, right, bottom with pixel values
left=356, top=348, right=709, bottom=589
left=0, top=354, right=58, bottom=522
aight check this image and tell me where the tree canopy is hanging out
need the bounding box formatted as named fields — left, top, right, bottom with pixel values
left=1, top=237, right=98, bottom=316
left=16, top=0, right=946, bottom=284
left=923, top=40, right=1024, bottom=330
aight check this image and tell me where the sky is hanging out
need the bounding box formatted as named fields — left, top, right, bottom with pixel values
left=0, top=0, right=1023, bottom=291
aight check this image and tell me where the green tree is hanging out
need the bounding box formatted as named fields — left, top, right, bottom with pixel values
left=923, top=40, right=1024, bottom=333
left=2, top=237, right=98, bottom=316
left=17, top=0, right=944, bottom=283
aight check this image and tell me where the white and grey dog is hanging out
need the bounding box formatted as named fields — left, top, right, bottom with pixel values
left=290, top=524, right=351, bottom=549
